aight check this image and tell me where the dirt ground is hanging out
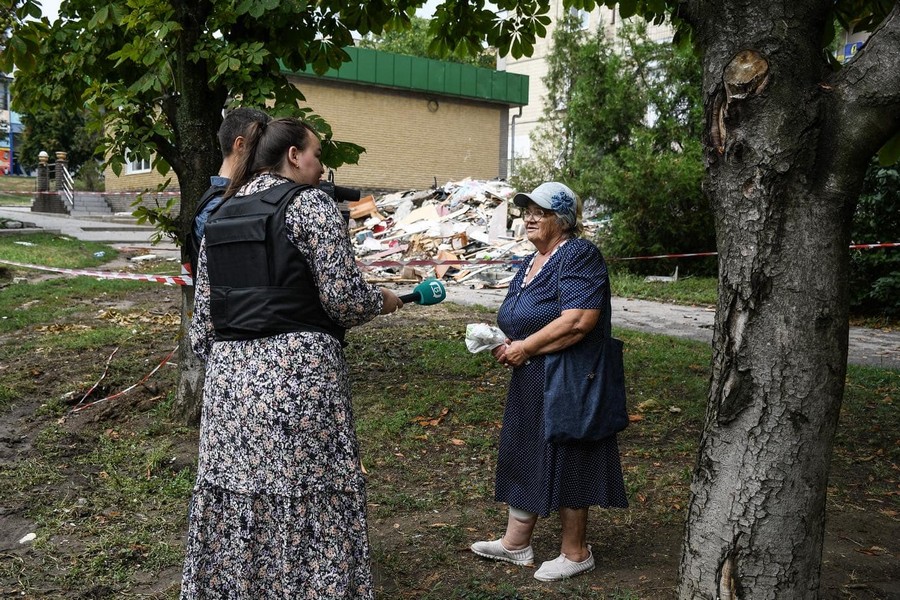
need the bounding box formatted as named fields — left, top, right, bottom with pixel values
left=0, top=267, right=897, bottom=599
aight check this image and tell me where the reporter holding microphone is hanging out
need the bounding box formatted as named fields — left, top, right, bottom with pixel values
left=182, top=117, right=401, bottom=599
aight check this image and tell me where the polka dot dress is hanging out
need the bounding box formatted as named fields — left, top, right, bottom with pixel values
left=494, top=238, right=628, bottom=516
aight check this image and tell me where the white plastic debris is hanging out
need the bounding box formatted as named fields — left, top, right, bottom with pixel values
left=465, top=323, right=507, bottom=353
left=18, top=532, right=36, bottom=544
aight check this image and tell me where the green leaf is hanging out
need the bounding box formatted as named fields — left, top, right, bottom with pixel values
left=155, top=157, right=171, bottom=176
left=618, top=0, right=638, bottom=19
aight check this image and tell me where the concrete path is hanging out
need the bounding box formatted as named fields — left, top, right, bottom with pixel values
left=0, top=206, right=178, bottom=253
left=3, top=206, right=897, bottom=370
left=438, top=275, right=899, bottom=370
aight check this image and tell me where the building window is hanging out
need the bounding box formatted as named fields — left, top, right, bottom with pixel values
left=569, top=7, right=591, bottom=30
left=127, top=156, right=151, bottom=174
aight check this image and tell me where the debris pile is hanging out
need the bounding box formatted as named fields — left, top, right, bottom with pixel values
left=349, top=178, right=530, bottom=288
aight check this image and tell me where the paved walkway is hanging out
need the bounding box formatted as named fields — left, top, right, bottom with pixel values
left=3, top=206, right=897, bottom=369
left=440, top=286, right=898, bottom=369
left=0, top=206, right=178, bottom=253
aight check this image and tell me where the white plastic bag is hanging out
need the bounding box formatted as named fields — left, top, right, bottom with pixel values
left=465, top=323, right=507, bottom=353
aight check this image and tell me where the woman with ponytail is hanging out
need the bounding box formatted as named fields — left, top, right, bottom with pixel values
left=181, top=117, right=402, bottom=599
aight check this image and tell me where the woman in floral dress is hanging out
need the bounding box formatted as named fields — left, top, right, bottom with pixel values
left=181, top=118, right=403, bottom=598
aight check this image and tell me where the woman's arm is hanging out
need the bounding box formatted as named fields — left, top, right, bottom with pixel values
left=189, top=238, right=215, bottom=361
left=286, top=188, right=385, bottom=327
left=501, top=308, right=600, bottom=367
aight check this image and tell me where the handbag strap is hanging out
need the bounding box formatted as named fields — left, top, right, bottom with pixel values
left=555, top=241, right=612, bottom=339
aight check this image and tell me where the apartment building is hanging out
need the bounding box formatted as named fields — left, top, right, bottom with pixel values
left=498, top=2, right=672, bottom=175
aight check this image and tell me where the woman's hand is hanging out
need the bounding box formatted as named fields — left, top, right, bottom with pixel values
left=379, top=288, right=403, bottom=314
left=491, top=340, right=510, bottom=364
left=502, top=340, right=532, bottom=367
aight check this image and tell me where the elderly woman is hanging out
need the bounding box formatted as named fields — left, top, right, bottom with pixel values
left=470, top=182, right=627, bottom=582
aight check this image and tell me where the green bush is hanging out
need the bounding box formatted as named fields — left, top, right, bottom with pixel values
left=593, top=130, right=714, bottom=276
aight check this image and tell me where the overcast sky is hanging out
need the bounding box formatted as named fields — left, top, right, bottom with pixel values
left=41, top=0, right=60, bottom=21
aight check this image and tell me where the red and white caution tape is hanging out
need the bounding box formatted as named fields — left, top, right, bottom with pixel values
left=0, top=259, right=193, bottom=286
left=361, top=258, right=519, bottom=267
left=610, top=251, right=718, bottom=262
left=69, top=345, right=178, bottom=413
left=610, top=243, right=898, bottom=261
left=849, top=242, right=900, bottom=250
left=0, top=189, right=180, bottom=197
left=3, top=242, right=897, bottom=288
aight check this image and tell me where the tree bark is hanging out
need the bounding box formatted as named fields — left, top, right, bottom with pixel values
left=167, top=0, right=226, bottom=425
left=677, top=2, right=900, bottom=598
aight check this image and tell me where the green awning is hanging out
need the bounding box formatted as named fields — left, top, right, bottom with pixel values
left=288, top=46, right=528, bottom=106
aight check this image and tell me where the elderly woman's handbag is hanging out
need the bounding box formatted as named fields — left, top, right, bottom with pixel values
left=543, top=258, right=628, bottom=443
left=543, top=333, right=628, bottom=443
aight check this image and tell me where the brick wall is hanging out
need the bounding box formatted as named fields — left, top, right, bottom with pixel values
left=294, top=76, right=506, bottom=192
left=103, top=76, right=511, bottom=197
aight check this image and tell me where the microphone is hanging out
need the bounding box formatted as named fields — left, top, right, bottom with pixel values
left=399, top=279, right=446, bottom=305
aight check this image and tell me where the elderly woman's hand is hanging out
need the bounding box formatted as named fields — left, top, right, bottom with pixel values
left=502, top=340, right=532, bottom=367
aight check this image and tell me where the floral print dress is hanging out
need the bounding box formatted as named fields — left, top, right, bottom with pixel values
left=181, top=173, right=383, bottom=599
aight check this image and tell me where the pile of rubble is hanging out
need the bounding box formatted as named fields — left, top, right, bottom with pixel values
left=348, top=178, right=537, bottom=288
left=347, top=178, right=529, bottom=288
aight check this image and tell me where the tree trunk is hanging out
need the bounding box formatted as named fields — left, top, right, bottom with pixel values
left=676, top=2, right=900, bottom=597
left=172, top=285, right=205, bottom=425
left=168, top=0, right=226, bottom=425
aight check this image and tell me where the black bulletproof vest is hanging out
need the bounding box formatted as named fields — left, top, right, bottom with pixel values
left=204, top=182, right=346, bottom=344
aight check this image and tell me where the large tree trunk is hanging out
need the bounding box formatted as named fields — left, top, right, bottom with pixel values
left=677, top=2, right=900, bottom=597
left=168, top=0, right=226, bottom=425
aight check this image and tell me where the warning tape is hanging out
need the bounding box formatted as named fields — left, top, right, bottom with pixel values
left=3, top=243, right=897, bottom=288
left=0, top=189, right=180, bottom=196
left=0, top=259, right=193, bottom=286
left=849, top=242, right=900, bottom=250
left=70, top=345, right=178, bottom=413
left=611, top=251, right=718, bottom=262
left=609, top=243, right=899, bottom=261
left=361, top=258, right=519, bottom=267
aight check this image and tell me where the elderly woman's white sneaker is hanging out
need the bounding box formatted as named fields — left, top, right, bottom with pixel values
left=533, top=548, right=595, bottom=581
left=470, top=538, right=535, bottom=566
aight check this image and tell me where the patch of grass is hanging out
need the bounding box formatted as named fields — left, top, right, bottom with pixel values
left=609, top=269, right=717, bottom=306
left=0, top=176, right=37, bottom=206
left=0, top=456, right=67, bottom=492
left=606, top=590, right=644, bottom=600
left=0, top=382, right=15, bottom=411
left=5, top=416, right=194, bottom=594
left=0, top=277, right=166, bottom=333
left=421, top=583, right=523, bottom=599
left=0, top=232, right=118, bottom=268
left=831, top=365, right=899, bottom=505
